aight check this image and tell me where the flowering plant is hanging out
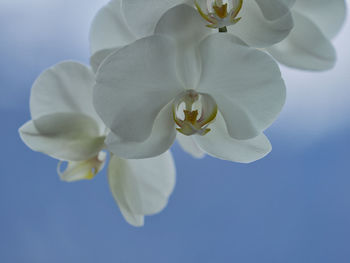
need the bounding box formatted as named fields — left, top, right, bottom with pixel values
left=19, top=0, right=346, bottom=226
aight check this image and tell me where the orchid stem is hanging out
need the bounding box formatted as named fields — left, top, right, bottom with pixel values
left=219, top=26, right=227, bottom=33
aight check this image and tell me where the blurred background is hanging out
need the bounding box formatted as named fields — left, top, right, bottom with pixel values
left=1, top=1, right=349, bottom=262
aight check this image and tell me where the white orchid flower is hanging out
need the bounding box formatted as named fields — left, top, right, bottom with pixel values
left=93, top=5, right=286, bottom=163
left=90, top=2, right=290, bottom=159
left=267, top=0, right=347, bottom=71
left=89, top=0, right=294, bottom=62
left=19, top=61, right=176, bottom=227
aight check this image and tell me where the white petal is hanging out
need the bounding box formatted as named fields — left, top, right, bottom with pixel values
left=122, top=0, right=189, bottom=38
left=119, top=206, right=144, bottom=227
left=108, top=152, right=176, bottom=219
left=90, top=48, right=120, bottom=73
left=94, top=35, right=183, bottom=143
left=58, top=152, right=107, bottom=182
left=194, top=112, right=271, bottom=163
left=254, top=0, right=295, bottom=20
left=293, top=0, right=347, bottom=39
left=176, top=133, right=206, bottom=159
left=267, top=11, right=336, bottom=71
left=198, top=33, right=286, bottom=140
left=19, top=113, right=105, bottom=161
left=229, top=0, right=294, bottom=47
left=30, top=61, right=104, bottom=131
left=105, top=103, right=176, bottom=159
left=155, top=4, right=209, bottom=89
left=89, top=0, right=136, bottom=55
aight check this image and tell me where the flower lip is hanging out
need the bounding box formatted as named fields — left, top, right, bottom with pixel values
left=173, top=90, right=218, bottom=136
left=195, top=0, right=243, bottom=29
left=57, top=151, right=107, bottom=182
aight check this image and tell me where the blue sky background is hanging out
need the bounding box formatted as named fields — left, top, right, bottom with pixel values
left=1, top=1, right=350, bottom=262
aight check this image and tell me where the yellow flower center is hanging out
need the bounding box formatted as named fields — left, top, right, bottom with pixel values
left=173, top=90, right=218, bottom=136
left=195, top=0, right=243, bottom=30
left=213, top=1, right=228, bottom=19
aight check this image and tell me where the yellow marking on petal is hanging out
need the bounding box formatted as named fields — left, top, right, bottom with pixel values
left=231, top=0, right=243, bottom=19
left=194, top=0, right=217, bottom=24
left=202, top=128, right=211, bottom=135
left=57, top=154, right=105, bottom=182
left=183, top=110, right=199, bottom=124
left=213, top=3, right=228, bottom=19
left=198, top=104, right=218, bottom=127
left=231, top=17, right=241, bottom=24
left=195, top=0, right=244, bottom=28
left=173, top=91, right=218, bottom=136
left=85, top=170, right=96, bottom=180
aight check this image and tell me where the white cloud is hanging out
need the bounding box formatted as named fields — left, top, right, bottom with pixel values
left=1, top=0, right=108, bottom=52
left=0, top=0, right=109, bottom=110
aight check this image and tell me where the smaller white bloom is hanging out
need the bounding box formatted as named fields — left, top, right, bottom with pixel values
left=267, top=0, right=347, bottom=71
left=58, top=152, right=107, bottom=182
left=19, top=61, right=176, bottom=227
left=89, top=0, right=294, bottom=69
left=93, top=5, right=286, bottom=163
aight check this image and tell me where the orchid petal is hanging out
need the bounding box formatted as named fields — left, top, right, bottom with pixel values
left=94, top=35, right=183, bottom=143
left=19, top=113, right=105, bottom=161
left=198, top=33, right=286, bottom=140
left=155, top=4, right=209, bottom=89
left=90, top=47, right=120, bottom=73
left=229, top=0, right=293, bottom=47
left=254, top=0, right=295, bottom=20
left=108, top=152, right=176, bottom=225
left=176, top=133, right=206, bottom=159
left=267, top=11, right=336, bottom=71
left=293, top=0, right=346, bottom=39
left=122, top=0, right=189, bottom=38
left=30, top=61, right=104, bottom=131
left=58, top=152, right=107, bottom=182
left=118, top=207, right=144, bottom=227
left=194, top=112, right=271, bottom=163
left=89, top=0, right=136, bottom=55
left=105, top=103, right=176, bottom=159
